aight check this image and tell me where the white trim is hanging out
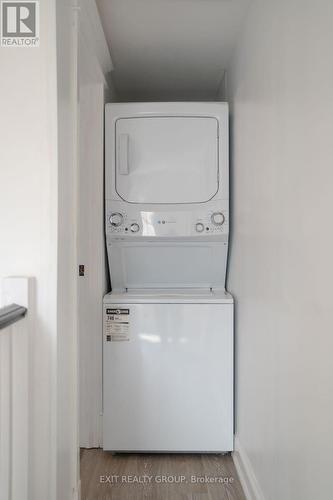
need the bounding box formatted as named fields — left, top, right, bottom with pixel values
left=1, top=277, right=31, bottom=309
left=232, top=436, right=266, bottom=500
left=74, top=479, right=81, bottom=500
left=79, top=0, right=113, bottom=86
left=73, top=2, right=81, bottom=496
left=77, top=56, right=107, bottom=449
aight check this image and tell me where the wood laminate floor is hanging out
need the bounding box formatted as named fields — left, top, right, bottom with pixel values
left=80, top=449, right=246, bottom=500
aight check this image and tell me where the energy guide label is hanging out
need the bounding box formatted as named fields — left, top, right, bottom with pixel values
left=105, top=308, right=130, bottom=341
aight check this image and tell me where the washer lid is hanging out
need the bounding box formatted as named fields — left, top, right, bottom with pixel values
left=104, top=289, right=233, bottom=304
left=115, top=116, right=219, bottom=204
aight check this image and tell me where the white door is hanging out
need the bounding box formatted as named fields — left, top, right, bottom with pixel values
left=103, top=302, right=233, bottom=452
left=115, top=117, right=219, bottom=204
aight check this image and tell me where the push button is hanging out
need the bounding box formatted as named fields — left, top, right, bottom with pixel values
left=195, top=223, right=204, bottom=233
left=130, top=223, right=140, bottom=233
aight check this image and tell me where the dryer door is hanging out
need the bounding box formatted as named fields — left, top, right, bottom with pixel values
left=115, top=116, right=219, bottom=204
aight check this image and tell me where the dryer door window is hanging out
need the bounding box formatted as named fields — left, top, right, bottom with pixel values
left=115, top=116, right=219, bottom=204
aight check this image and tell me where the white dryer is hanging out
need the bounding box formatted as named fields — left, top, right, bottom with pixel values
left=103, top=102, right=233, bottom=452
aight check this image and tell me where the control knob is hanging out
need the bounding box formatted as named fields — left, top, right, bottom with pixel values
left=109, top=212, right=124, bottom=227
left=130, top=223, right=140, bottom=233
left=211, top=212, right=225, bottom=226
left=195, top=223, right=205, bottom=233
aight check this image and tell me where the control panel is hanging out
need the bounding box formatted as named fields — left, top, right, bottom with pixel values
left=106, top=205, right=229, bottom=238
left=195, top=211, right=226, bottom=234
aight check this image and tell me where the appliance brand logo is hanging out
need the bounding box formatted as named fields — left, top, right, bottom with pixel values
left=106, top=309, right=130, bottom=315
left=1, top=1, right=39, bottom=46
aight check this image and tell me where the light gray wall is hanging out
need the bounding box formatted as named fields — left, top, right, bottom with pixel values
left=0, top=1, right=59, bottom=498
left=227, top=1, right=333, bottom=499
left=96, top=0, right=250, bottom=101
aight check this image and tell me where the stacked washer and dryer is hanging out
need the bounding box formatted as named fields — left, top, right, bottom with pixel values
left=103, top=102, right=233, bottom=453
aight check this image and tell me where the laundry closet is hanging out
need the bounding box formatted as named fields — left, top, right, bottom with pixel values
left=77, top=0, right=245, bottom=454
left=76, top=1, right=333, bottom=500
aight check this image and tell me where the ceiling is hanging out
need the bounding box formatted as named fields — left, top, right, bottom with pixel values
left=96, top=0, right=250, bottom=101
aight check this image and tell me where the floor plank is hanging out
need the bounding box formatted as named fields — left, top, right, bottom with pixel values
left=80, top=449, right=246, bottom=500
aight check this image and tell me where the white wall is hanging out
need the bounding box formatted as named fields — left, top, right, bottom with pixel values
left=0, top=1, right=60, bottom=499
left=0, top=0, right=81, bottom=498
left=227, top=1, right=333, bottom=499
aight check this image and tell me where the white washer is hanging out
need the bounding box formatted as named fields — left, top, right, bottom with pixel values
left=103, top=290, right=233, bottom=452
left=103, top=102, right=233, bottom=452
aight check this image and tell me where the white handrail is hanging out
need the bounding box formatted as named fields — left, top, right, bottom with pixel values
left=0, top=304, right=27, bottom=331
left=0, top=278, right=30, bottom=500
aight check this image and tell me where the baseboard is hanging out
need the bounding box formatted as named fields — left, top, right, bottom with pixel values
left=232, top=436, right=266, bottom=500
